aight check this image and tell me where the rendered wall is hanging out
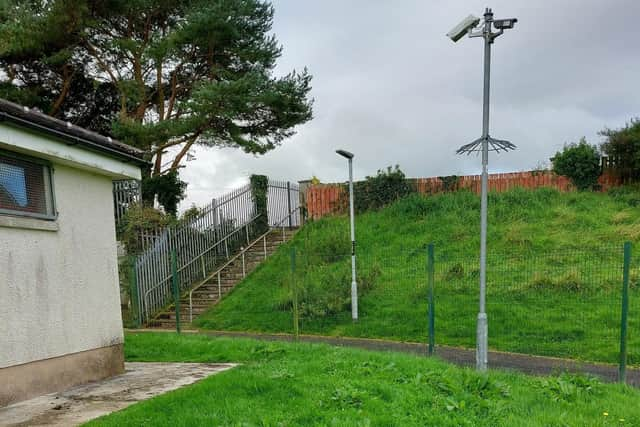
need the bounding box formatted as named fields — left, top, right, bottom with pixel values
left=0, top=161, right=124, bottom=369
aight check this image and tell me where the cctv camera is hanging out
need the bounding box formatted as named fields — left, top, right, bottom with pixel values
left=493, top=18, right=517, bottom=30
left=446, top=15, right=480, bottom=42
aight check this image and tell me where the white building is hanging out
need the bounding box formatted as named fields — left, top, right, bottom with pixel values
left=0, top=99, right=145, bottom=407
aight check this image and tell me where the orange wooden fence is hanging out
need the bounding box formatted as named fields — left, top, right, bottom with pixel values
left=306, top=170, right=621, bottom=220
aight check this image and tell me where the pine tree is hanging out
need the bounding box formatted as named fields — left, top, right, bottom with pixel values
left=0, top=0, right=313, bottom=213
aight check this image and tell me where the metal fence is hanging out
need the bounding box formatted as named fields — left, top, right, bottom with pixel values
left=434, top=244, right=632, bottom=365
left=268, top=180, right=301, bottom=227
left=132, top=179, right=302, bottom=324
left=192, top=239, right=637, bottom=377
left=113, top=180, right=141, bottom=229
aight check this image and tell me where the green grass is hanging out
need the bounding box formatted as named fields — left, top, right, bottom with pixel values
left=194, top=187, right=640, bottom=364
left=87, top=333, right=640, bottom=426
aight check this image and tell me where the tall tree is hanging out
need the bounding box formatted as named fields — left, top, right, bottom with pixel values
left=0, top=0, right=313, bottom=213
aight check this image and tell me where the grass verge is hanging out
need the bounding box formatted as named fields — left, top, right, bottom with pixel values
left=86, top=333, right=640, bottom=426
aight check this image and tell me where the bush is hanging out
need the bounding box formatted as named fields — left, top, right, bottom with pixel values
left=551, top=138, right=601, bottom=190
left=600, top=118, right=640, bottom=181
left=141, top=170, right=187, bottom=216
left=354, top=165, right=414, bottom=212
left=119, top=204, right=173, bottom=255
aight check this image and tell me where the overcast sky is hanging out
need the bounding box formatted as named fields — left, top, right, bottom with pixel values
left=176, top=0, right=640, bottom=210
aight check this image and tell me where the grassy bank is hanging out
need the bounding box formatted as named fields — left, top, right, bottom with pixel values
left=87, top=333, right=640, bottom=426
left=194, top=188, right=640, bottom=363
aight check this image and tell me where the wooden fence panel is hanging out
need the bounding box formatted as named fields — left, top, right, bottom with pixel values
left=305, top=170, right=622, bottom=220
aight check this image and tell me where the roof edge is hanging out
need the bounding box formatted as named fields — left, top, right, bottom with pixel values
left=0, top=99, right=149, bottom=168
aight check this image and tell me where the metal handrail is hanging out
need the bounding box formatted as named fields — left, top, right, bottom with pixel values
left=188, top=206, right=302, bottom=322
left=142, top=213, right=261, bottom=320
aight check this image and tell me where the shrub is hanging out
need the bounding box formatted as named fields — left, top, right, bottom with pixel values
left=141, top=170, right=187, bottom=216
left=119, top=204, right=173, bottom=255
left=551, top=138, right=601, bottom=190
left=250, top=174, right=269, bottom=234
left=438, top=175, right=460, bottom=192
left=600, top=118, right=640, bottom=181
left=354, top=165, right=414, bottom=212
left=284, top=262, right=381, bottom=319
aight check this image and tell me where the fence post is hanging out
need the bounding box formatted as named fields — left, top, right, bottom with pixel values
left=291, top=246, right=299, bottom=340
left=287, top=182, right=293, bottom=228
left=171, top=250, right=181, bottom=334
left=619, top=241, right=631, bottom=383
left=128, top=255, right=140, bottom=328
left=427, top=243, right=435, bottom=356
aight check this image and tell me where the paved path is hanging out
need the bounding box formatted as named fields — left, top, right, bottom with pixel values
left=0, top=362, right=235, bottom=426
left=130, top=329, right=640, bottom=386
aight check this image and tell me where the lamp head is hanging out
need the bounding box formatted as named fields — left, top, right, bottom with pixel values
left=336, top=149, right=354, bottom=159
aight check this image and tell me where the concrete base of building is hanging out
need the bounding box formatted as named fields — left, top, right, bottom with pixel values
left=0, top=344, right=124, bottom=407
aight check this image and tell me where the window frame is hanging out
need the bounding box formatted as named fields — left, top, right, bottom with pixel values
left=0, top=149, right=57, bottom=221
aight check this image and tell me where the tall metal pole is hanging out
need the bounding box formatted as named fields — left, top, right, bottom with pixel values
left=348, top=157, right=358, bottom=321
left=452, top=7, right=517, bottom=372
left=476, top=8, right=493, bottom=372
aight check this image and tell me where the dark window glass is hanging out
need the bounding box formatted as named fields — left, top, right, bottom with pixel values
left=0, top=153, right=55, bottom=219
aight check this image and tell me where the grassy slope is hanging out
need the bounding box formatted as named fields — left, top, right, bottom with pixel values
left=87, top=333, right=640, bottom=426
left=195, top=188, right=640, bottom=363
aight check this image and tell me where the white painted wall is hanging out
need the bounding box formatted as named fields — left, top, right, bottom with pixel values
left=1, top=150, right=128, bottom=368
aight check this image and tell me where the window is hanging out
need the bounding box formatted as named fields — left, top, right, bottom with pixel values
left=0, top=151, right=56, bottom=220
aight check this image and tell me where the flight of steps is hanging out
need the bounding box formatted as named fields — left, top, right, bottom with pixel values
left=147, top=227, right=297, bottom=329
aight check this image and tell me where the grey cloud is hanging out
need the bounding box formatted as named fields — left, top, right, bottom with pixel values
left=178, top=0, right=640, bottom=209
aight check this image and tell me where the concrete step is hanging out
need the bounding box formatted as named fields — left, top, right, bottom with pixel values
left=147, top=226, right=299, bottom=329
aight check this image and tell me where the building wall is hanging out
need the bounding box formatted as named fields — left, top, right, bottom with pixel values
left=0, top=162, right=124, bottom=369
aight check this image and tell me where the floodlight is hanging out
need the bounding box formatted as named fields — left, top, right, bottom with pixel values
left=493, top=18, right=517, bottom=30
left=336, top=149, right=354, bottom=159
left=446, top=14, right=480, bottom=42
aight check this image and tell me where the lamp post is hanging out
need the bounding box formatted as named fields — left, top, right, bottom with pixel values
left=447, top=8, right=518, bottom=371
left=336, top=149, right=358, bottom=321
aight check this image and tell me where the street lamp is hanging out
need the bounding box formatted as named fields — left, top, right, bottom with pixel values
left=336, top=149, right=358, bottom=321
left=447, top=8, right=518, bottom=371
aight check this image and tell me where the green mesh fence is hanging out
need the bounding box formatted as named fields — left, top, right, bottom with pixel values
left=195, top=240, right=636, bottom=367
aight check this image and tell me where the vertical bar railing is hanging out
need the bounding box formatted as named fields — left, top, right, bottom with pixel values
left=287, top=181, right=292, bottom=228
left=129, top=255, right=140, bottom=329
left=135, top=180, right=301, bottom=325
left=171, top=250, right=181, bottom=334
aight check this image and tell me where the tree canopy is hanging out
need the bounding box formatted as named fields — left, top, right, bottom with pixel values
left=0, top=0, right=313, bottom=214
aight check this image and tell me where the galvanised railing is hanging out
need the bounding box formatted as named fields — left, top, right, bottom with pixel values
left=136, top=183, right=260, bottom=323
left=134, top=179, right=302, bottom=324
left=187, top=206, right=302, bottom=322
left=268, top=179, right=301, bottom=227
left=113, top=179, right=141, bottom=229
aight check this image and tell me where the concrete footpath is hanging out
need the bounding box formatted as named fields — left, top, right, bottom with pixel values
left=131, top=329, right=640, bottom=387
left=0, top=362, right=235, bottom=426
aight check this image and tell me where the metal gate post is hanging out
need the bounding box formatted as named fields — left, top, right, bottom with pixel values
left=129, top=255, right=140, bottom=328
left=287, top=182, right=293, bottom=228
left=171, top=250, right=181, bottom=334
